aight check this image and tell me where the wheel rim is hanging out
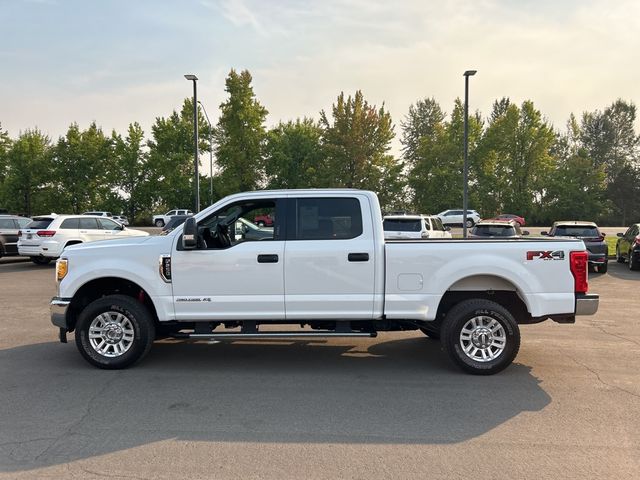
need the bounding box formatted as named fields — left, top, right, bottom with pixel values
left=88, top=311, right=135, bottom=357
left=459, top=315, right=506, bottom=362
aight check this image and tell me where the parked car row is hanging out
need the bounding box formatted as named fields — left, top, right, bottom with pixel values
left=383, top=214, right=452, bottom=240
left=541, top=221, right=608, bottom=273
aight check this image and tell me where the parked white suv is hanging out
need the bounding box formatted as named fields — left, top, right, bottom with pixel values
left=18, top=215, right=149, bottom=264
left=83, top=211, right=113, bottom=217
left=437, top=209, right=481, bottom=228
left=153, top=209, right=193, bottom=227
left=383, top=214, right=452, bottom=240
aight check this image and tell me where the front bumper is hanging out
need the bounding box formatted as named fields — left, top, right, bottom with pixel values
left=51, top=297, right=72, bottom=329
left=575, top=293, right=599, bottom=315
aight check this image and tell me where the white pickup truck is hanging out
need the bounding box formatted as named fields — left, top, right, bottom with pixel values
left=51, top=189, right=599, bottom=375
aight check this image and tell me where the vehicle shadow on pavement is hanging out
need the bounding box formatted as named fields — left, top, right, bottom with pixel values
left=0, top=337, right=551, bottom=473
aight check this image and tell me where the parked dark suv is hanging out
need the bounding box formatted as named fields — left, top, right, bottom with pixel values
left=0, top=215, right=31, bottom=258
left=616, top=223, right=640, bottom=271
left=542, top=221, right=608, bottom=273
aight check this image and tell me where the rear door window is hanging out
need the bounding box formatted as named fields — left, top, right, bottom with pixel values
left=0, top=219, right=14, bottom=229
left=292, top=198, right=363, bottom=240
left=60, top=218, right=80, bottom=229
left=79, top=218, right=99, bottom=229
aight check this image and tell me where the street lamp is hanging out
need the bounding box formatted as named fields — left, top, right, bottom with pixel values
left=462, top=69, right=477, bottom=238
left=198, top=100, right=214, bottom=206
left=184, top=74, right=200, bottom=213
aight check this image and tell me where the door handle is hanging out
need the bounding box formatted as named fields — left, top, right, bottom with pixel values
left=257, top=254, right=279, bottom=263
left=348, top=253, right=369, bottom=262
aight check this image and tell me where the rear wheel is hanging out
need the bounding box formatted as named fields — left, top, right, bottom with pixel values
left=598, top=261, right=608, bottom=274
left=441, top=299, right=520, bottom=375
left=154, top=219, right=164, bottom=227
left=30, top=256, right=52, bottom=265
left=616, top=245, right=625, bottom=263
left=75, top=294, right=155, bottom=369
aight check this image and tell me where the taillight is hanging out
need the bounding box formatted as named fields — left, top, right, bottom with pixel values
left=570, top=251, right=588, bottom=294
left=634, top=235, right=640, bottom=246
left=37, top=230, right=56, bottom=237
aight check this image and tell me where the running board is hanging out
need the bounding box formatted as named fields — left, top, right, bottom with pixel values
left=170, top=331, right=377, bottom=340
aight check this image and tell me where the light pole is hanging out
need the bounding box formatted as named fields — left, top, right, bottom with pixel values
left=198, top=100, right=214, bottom=206
left=184, top=74, right=200, bottom=213
left=462, top=69, right=477, bottom=238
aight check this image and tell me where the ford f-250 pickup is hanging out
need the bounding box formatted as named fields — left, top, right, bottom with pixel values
left=50, top=189, right=599, bottom=375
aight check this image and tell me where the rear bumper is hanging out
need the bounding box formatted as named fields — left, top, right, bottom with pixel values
left=587, top=252, right=607, bottom=265
left=19, top=240, right=63, bottom=258
left=575, top=293, right=599, bottom=316
left=51, top=297, right=72, bottom=329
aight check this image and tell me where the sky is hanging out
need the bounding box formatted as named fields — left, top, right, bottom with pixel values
left=2, top=0, right=640, bottom=152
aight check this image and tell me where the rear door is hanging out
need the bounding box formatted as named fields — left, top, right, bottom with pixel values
left=0, top=218, right=19, bottom=254
left=284, top=195, right=376, bottom=319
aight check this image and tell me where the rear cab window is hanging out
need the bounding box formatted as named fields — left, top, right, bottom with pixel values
left=383, top=218, right=421, bottom=232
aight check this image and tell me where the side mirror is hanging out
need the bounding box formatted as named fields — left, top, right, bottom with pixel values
left=182, top=217, right=197, bottom=250
left=116, top=224, right=124, bottom=231
left=523, top=231, right=530, bottom=236
left=541, top=231, right=548, bottom=236
left=617, top=232, right=623, bottom=237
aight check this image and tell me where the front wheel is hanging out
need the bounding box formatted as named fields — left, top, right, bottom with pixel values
left=31, top=256, right=52, bottom=265
left=75, top=294, right=155, bottom=369
left=154, top=219, right=164, bottom=227
left=465, top=219, right=474, bottom=228
left=598, top=262, right=608, bottom=274
left=441, top=299, right=520, bottom=375
left=616, top=245, right=625, bottom=263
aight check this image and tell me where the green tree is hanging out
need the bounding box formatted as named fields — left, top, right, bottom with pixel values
left=263, top=118, right=324, bottom=189
left=146, top=98, right=210, bottom=212
left=474, top=100, right=555, bottom=219
left=51, top=122, right=114, bottom=213
left=2, top=129, right=51, bottom=216
left=408, top=99, right=482, bottom=214
left=213, top=69, right=268, bottom=197
left=112, top=122, right=149, bottom=221
left=319, top=90, right=403, bottom=208
left=401, top=97, right=445, bottom=167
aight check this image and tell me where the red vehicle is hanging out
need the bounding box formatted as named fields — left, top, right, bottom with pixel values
left=488, top=214, right=525, bottom=226
left=253, top=214, right=273, bottom=227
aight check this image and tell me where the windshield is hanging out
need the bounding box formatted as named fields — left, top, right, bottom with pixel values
left=383, top=219, right=421, bottom=232
left=554, top=226, right=599, bottom=238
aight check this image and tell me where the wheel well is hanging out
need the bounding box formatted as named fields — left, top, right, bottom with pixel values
left=437, top=290, right=534, bottom=324
left=66, top=277, right=159, bottom=332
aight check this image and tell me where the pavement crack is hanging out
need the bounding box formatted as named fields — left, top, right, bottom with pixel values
left=34, top=373, right=122, bottom=462
left=79, top=466, right=152, bottom=480
left=587, top=321, right=640, bottom=348
left=564, top=353, right=640, bottom=400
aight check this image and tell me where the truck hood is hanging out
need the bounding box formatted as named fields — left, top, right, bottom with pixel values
left=63, top=235, right=159, bottom=254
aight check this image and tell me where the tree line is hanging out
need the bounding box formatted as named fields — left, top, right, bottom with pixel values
left=1, top=69, right=639, bottom=225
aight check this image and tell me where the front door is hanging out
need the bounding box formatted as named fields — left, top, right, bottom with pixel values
left=284, top=195, right=376, bottom=320
left=171, top=198, right=285, bottom=321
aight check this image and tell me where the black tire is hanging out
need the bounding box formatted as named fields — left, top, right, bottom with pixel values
left=419, top=327, right=440, bottom=340
left=465, top=219, right=474, bottom=228
left=30, top=256, right=52, bottom=265
left=630, top=250, right=640, bottom=271
left=75, top=294, right=155, bottom=369
left=441, top=299, right=520, bottom=375
left=598, top=262, right=608, bottom=274
left=154, top=219, right=164, bottom=227
left=616, top=245, right=625, bottom=263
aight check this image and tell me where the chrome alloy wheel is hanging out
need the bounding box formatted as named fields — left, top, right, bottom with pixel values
left=459, top=316, right=507, bottom=362
left=88, top=312, right=135, bottom=357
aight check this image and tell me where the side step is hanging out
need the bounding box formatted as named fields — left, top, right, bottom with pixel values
left=170, top=331, right=377, bottom=340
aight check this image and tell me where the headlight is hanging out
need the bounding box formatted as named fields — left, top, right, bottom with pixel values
left=56, top=258, right=68, bottom=282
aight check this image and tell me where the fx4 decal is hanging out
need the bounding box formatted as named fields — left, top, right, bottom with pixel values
left=526, top=250, right=565, bottom=261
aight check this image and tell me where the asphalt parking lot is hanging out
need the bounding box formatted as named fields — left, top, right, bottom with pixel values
left=0, top=257, right=639, bottom=479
